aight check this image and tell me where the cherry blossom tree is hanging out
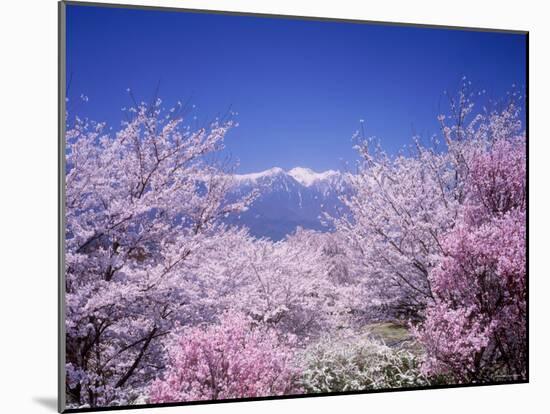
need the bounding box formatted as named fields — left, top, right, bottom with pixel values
left=285, top=229, right=370, bottom=331
left=335, top=87, right=525, bottom=321
left=65, top=99, right=251, bottom=408
left=229, top=228, right=343, bottom=341
left=415, top=132, right=526, bottom=382
left=335, top=138, right=457, bottom=319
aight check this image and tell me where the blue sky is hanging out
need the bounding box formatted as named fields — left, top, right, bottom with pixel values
left=66, top=4, right=526, bottom=173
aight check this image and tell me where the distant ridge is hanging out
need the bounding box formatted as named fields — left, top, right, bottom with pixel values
left=225, top=167, right=351, bottom=240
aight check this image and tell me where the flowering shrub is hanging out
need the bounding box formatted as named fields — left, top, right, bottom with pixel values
left=148, top=312, right=301, bottom=402
left=300, top=337, right=427, bottom=393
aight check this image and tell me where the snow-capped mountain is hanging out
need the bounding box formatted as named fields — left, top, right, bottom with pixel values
left=224, top=167, right=351, bottom=240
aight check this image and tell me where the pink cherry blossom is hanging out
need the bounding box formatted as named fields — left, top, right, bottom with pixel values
left=148, top=312, right=302, bottom=402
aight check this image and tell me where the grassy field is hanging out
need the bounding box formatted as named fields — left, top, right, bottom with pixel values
left=362, top=322, right=424, bottom=354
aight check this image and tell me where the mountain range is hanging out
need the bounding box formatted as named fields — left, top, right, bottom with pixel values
left=224, top=167, right=351, bottom=240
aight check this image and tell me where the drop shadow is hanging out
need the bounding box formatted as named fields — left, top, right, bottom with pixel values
left=33, top=396, right=58, bottom=412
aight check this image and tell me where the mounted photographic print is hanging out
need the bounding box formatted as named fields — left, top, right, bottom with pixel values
left=59, top=1, right=528, bottom=412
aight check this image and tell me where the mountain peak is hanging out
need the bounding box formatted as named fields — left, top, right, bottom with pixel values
left=234, top=166, right=340, bottom=187
left=226, top=166, right=350, bottom=240
left=288, top=167, right=339, bottom=187
left=234, top=167, right=284, bottom=182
